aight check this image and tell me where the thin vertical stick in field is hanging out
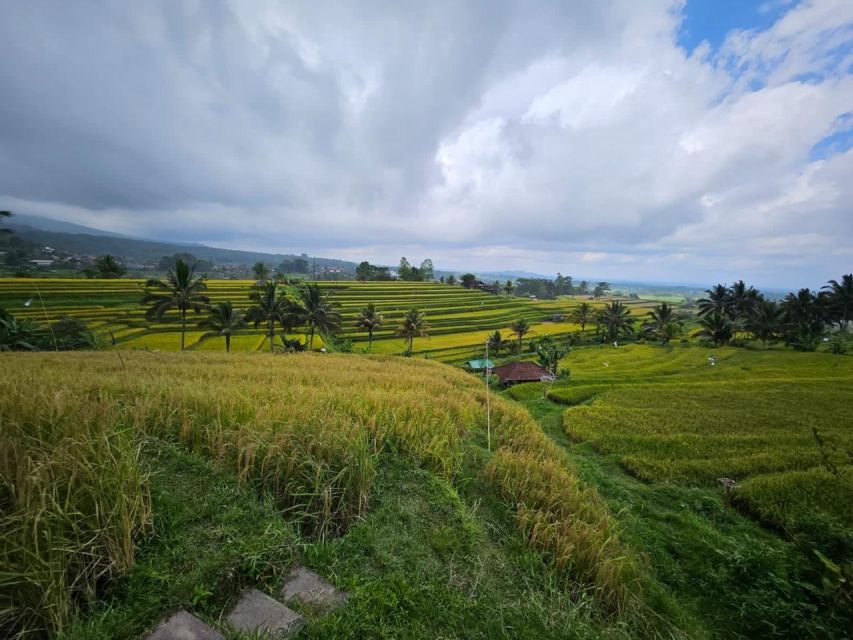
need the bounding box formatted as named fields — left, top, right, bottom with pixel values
left=32, top=280, right=59, bottom=351
left=485, top=338, right=491, bottom=452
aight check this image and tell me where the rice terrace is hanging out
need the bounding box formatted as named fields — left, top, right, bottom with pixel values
left=2, top=2, right=853, bottom=639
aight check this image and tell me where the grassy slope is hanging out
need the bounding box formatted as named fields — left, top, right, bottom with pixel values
left=508, top=349, right=852, bottom=639
left=4, top=352, right=651, bottom=639
left=60, top=441, right=639, bottom=640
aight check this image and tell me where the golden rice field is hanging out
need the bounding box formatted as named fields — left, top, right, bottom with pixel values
left=544, top=344, right=853, bottom=552
left=0, top=278, right=651, bottom=361
left=0, top=351, right=637, bottom=638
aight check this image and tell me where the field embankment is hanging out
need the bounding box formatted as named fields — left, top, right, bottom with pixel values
left=1, top=351, right=646, bottom=639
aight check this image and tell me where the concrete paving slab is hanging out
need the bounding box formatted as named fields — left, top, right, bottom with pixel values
left=281, top=566, right=349, bottom=610
left=146, top=610, right=224, bottom=640
left=225, top=588, right=304, bottom=638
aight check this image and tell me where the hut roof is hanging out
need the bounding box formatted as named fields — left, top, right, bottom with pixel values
left=492, top=361, right=554, bottom=384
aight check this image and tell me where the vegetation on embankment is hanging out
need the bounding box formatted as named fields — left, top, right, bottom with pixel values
left=508, top=343, right=853, bottom=638
left=1, top=351, right=654, bottom=639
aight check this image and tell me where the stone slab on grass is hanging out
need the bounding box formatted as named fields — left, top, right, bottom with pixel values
left=146, top=610, right=224, bottom=640
left=226, top=588, right=305, bottom=638
left=281, top=566, right=349, bottom=610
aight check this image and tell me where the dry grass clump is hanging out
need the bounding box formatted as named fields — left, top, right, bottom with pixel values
left=0, top=381, right=151, bottom=638
left=484, top=398, right=639, bottom=613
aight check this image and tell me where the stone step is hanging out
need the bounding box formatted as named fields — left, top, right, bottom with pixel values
left=281, top=566, right=349, bottom=611
left=225, top=588, right=305, bottom=638
left=146, top=610, right=224, bottom=640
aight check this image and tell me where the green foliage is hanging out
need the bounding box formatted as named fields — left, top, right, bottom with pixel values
left=49, top=316, right=98, bottom=350
left=535, top=335, right=569, bottom=376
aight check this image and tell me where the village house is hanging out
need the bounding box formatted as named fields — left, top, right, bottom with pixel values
left=491, top=361, right=555, bottom=387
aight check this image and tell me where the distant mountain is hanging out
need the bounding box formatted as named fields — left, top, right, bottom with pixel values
left=6, top=213, right=132, bottom=239
left=6, top=216, right=356, bottom=271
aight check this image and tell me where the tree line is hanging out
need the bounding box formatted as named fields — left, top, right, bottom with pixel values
left=141, top=259, right=432, bottom=354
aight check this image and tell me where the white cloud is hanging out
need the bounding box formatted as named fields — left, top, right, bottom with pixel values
left=0, top=0, right=850, bottom=288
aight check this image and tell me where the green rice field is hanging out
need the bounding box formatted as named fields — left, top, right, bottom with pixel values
left=0, top=278, right=654, bottom=360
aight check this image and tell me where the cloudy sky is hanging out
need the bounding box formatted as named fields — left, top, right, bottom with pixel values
left=1, top=0, right=851, bottom=287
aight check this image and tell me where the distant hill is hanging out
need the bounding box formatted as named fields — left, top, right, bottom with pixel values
left=6, top=216, right=356, bottom=271
left=6, top=214, right=133, bottom=239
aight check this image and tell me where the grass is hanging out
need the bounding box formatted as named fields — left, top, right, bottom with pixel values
left=508, top=376, right=853, bottom=639
left=1, top=351, right=641, bottom=638
left=544, top=344, right=853, bottom=559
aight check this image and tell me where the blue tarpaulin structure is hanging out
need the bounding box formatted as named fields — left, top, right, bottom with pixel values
left=467, top=359, right=495, bottom=371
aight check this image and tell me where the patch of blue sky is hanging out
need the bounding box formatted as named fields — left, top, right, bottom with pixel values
left=677, top=0, right=798, bottom=54
left=810, top=114, right=853, bottom=160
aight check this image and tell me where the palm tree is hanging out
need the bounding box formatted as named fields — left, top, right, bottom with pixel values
left=247, top=281, right=288, bottom=353
left=729, top=280, right=760, bottom=323
left=199, top=301, right=246, bottom=352
left=643, top=302, right=681, bottom=345
left=503, top=280, right=514, bottom=297
left=822, top=274, right=853, bottom=332
left=782, top=288, right=825, bottom=351
left=746, top=299, right=784, bottom=347
left=598, top=301, right=634, bottom=342
left=86, top=254, right=127, bottom=279
left=287, top=284, right=342, bottom=351
left=487, top=330, right=504, bottom=356
left=697, top=312, right=733, bottom=346
left=396, top=307, right=430, bottom=353
left=570, top=302, right=593, bottom=332
left=510, top=318, right=531, bottom=352
left=356, top=303, right=383, bottom=352
left=697, top=284, right=731, bottom=317
left=141, top=259, right=209, bottom=350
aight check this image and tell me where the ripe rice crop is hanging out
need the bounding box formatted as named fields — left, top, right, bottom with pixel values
left=0, top=350, right=638, bottom=636
left=550, top=344, right=853, bottom=557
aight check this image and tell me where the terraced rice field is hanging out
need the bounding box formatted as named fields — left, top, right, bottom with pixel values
left=542, top=344, right=853, bottom=555
left=1, top=351, right=636, bottom=637
left=0, top=279, right=653, bottom=360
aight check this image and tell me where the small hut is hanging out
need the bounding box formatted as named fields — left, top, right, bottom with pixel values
left=492, top=361, right=554, bottom=387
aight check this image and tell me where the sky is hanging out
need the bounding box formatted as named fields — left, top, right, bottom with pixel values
left=1, top=0, right=851, bottom=289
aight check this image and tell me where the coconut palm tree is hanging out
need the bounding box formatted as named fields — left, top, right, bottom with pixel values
left=287, top=284, right=342, bottom=351
left=85, top=254, right=127, bottom=279
left=697, top=284, right=731, bottom=317
left=199, top=301, right=246, bottom=352
left=247, top=281, right=288, bottom=353
left=503, top=280, right=514, bottom=297
left=487, top=330, right=504, bottom=356
left=356, top=303, right=383, bottom=352
left=746, top=299, right=784, bottom=347
left=396, top=307, right=430, bottom=353
left=598, top=301, right=634, bottom=342
left=782, top=288, right=825, bottom=351
left=822, top=274, right=853, bottom=332
left=510, top=318, right=531, bottom=352
left=643, top=302, right=681, bottom=345
left=141, top=259, right=209, bottom=350
left=697, top=312, right=733, bottom=346
left=729, top=280, right=760, bottom=323
left=570, top=302, right=593, bottom=332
